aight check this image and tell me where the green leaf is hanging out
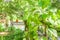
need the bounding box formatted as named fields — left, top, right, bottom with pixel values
left=40, top=14, right=48, bottom=20
left=41, top=36, right=47, bottom=40
left=38, top=0, right=44, bottom=7
left=48, top=28, right=57, bottom=37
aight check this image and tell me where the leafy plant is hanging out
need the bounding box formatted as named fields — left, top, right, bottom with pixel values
left=0, top=0, right=60, bottom=40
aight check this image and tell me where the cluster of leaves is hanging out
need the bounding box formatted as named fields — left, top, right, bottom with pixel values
left=51, top=0, right=60, bottom=9
left=0, top=23, right=5, bottom=32
left=0, top=26, right=24, bottom=40
left=0, top=0, right=60, bottom=40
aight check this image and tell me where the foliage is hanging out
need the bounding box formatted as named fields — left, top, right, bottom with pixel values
left=0, top=26, right=24, bottom=40
left=0, top=0, right=60, bottom=40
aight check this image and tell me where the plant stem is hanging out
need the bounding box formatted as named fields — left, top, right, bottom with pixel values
left=24, top=20, right=29, bottom=40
